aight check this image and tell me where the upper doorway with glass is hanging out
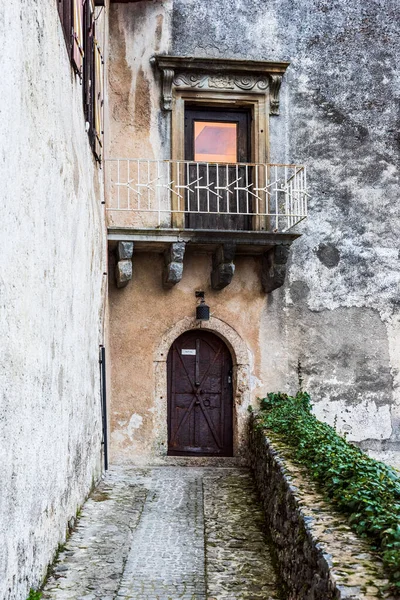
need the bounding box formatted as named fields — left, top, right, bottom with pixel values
left=184, top=108, right=251, bottom=231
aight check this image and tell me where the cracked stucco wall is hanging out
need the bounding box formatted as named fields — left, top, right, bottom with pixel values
left=107, top=0, right=400, bottom=466
left=0, top=1, right=106, bottom=598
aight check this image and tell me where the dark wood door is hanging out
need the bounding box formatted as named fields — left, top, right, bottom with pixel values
left=167, top=330, right=233, bottom=456
left=185, top=108, right=252, bottom=231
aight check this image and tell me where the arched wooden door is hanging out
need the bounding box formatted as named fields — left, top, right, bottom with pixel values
left=167, top=330, right=233, bottom=456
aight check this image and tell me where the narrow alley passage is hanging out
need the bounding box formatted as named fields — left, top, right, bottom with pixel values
left=42, top=467, right=283, bottom=600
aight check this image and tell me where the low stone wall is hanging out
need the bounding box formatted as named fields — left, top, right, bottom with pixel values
left=249, top=418, right=395, bottom=600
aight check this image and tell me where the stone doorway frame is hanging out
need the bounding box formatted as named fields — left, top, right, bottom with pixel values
left=153, top=316, right=251, bottom=457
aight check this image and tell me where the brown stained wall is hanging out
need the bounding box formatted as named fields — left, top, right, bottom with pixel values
left=107, top=1, right=171, bottom=161
left=108, top=251, right=286, bottom=461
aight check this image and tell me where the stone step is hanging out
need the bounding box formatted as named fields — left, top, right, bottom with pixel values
left=138, top=455, right=248, bottom=467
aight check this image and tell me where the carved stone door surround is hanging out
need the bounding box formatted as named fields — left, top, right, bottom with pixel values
left=151, top=55, right=289, bottom=115
left=151, top=56, right=289, bottom=229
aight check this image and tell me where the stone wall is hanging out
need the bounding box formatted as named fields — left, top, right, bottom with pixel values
left=249, top=420, right=394, bottom=599
left=107, top=0, right=400, bottom=465
left=0, top=1, right=106, bottom=598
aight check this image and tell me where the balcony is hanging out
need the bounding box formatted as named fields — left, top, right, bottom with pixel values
left=105, top=159, right=309, bottom=290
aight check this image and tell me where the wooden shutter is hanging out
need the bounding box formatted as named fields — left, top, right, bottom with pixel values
left=57, top=0, right=65, bottom=26
left=58, top=0, right=73, bottom=53
left=82, top=0, right=102, bottom=161
left=72, top=0, right=85, bottom=76
left=84, top=0, right=95, bottom=137
left=94, top=39, right=104, bottom=155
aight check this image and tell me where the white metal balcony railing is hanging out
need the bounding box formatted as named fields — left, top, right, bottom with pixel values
left=105, top=159, right=308, bottom=232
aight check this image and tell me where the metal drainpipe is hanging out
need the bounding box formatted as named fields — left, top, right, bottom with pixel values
left=99, top=345, right=109, bottom=471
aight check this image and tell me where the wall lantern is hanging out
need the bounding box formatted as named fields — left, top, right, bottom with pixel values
left=195, top=291, right=210, bottom=321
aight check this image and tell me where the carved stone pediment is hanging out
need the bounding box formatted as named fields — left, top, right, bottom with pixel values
left=151, top=55, right=289, bottom=115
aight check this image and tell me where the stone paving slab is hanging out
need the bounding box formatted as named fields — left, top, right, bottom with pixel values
left=42, top=466, right=283, bottom=600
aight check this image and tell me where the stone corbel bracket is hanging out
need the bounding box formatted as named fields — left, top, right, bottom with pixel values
left=261, top=244, right=291, bottom=293
left=160, top=68, right=174, bottom=111
left=115, top=241, right=134, bottom=289
left=211, top=243, right=236, bottom=290
left=163, top=242, right=186, bottom=289
left=268, top=74, right=283, bottom=116
left=151, top=55, right=289, bottom=115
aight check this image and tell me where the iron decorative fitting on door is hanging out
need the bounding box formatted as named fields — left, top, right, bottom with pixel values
left=195, top=291, right=210, bottom=321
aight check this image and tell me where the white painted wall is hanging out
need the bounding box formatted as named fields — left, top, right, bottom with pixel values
left=0, top=1, right=106, bottom=598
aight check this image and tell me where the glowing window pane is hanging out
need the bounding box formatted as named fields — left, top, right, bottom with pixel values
left=194, top=121, right=237, bottom=163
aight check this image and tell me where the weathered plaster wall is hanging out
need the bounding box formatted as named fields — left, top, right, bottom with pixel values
left=108, top=0, right=172, bottom=160
left=107, top=0, right=400, bottom=462
left=170, top=0, right=400, bottom=450
left=108, top=251, right=268, bottom=461
left=0, top=2, right=106, bottom=598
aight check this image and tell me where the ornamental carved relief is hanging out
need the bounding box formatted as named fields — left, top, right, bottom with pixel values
left=173, top=73, right=209, bottom=88
left=234, top=76, right=269, bottom=91
left=152, top=56, right=289, bottom=116
left=173, top=72, right=270, bottom=93
left=209, top=74, right=235, bottom=89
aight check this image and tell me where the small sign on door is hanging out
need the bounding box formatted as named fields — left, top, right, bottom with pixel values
left=182, top=349, right=196, bottom=356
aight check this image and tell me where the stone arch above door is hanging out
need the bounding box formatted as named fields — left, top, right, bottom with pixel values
left=153, top=316, right=251, bottom=457
left=154, top=316, right=249, bottom=366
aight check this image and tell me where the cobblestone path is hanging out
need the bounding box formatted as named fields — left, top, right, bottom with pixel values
left=204, top=473, right=281, bottom=599
left=42, top=467, right=283, bottom=600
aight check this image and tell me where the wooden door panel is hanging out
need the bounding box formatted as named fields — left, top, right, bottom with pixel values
left=167, top=330, right=233, bottom=456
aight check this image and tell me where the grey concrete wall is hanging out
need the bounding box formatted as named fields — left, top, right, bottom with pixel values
left=107, top=0, right=400, bottom=461
left=0, top=1, right=106, bottom=598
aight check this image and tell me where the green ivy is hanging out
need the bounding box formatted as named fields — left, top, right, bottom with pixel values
left=27, top=591, right=42, bottom=600
left=255, top=391, right=400, bottom=591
